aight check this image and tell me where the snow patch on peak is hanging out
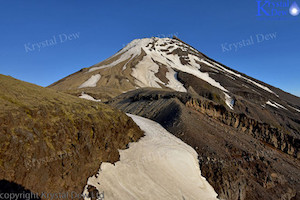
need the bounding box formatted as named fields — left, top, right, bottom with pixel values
left=266, top=100, right=287, bottom=110
left=208, top=61, right=278, bottom=96
left=225, top=93, right=234, bottom=110
left=288, top=105, right=300, bottom=113
left=131, top=54, right=166, bottom=89
left=132, top=39, right=229, bottom=93
left=89, top=38, right=153, bottom=72
left=131, top=54, right=187, bottom=92
left=87, top=37, right=232, bottom=95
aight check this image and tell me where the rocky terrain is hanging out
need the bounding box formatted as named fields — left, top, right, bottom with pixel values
left=48, top=36, right=300, bottom=200
left=109, top=88, right=300, bottom=200
left=0, top=74, right=144, bottom=199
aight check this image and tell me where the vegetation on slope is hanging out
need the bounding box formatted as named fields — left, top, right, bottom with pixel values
left=0, top=75, right=144, bottom=198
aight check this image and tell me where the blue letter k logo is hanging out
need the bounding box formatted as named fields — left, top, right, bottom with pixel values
left=257, top=0, right=270, bottom=16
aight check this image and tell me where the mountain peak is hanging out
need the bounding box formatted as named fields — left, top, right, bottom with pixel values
left=49, top=37, right=300, bottom=114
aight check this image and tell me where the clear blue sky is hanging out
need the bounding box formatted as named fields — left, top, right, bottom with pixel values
left=1, top=0, right=299, bottom=96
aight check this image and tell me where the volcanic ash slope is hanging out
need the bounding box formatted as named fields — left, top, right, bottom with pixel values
left=84, top=114, right=218, bottom=200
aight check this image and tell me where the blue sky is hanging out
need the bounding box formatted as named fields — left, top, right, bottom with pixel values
left=0, top=0, right=299, bottom=96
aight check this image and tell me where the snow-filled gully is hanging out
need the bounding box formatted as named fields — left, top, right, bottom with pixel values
left=83, top=114, right=219, bottom=200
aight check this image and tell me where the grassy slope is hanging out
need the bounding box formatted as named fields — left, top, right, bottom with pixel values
left=0, top=74, right=143, bottom=198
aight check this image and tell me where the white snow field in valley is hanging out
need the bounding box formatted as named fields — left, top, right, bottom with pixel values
left=83, top=114, right=218, bottom=200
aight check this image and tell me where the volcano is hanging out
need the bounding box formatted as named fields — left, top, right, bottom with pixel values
left=49, top=37, right=300, bottom=200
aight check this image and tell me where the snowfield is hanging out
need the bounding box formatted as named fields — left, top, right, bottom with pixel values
left=79, top=74, right=101, bottom=88
left=83, top=114, right=219, bottom=200
left=132, top=38, right=229, bottom=93
left=86, top=37, right=239, bottom=109
left=83, top=38, right=283, bottom=111
left=79, top=92, right=101, bottom=102
left=89, top=38, right=152, bottom=72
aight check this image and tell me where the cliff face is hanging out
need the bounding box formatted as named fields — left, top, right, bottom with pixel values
left=108, top=88, right=300, bottom=200
left=0, top=75, right=144, bottom=198
left=185, top=98, right=300, bottom=159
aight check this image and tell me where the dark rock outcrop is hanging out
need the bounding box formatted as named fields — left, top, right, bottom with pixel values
left=108, top=88, right=300, bottom=200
